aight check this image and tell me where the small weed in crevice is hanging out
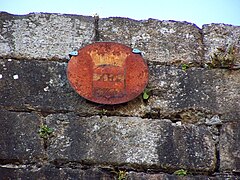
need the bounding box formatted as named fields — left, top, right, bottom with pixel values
left=118, top=170, right=127, bottom=180
left=142, top=88, right=151, bottom=100
left=111, top=170, right=127, bottom=180
left=98, top=109, right=108, bottom=118
left=38, top=124, right=54, bottom=140
left=100, top=109, right=108, bottom=115
left=208, top=43, right=240, bottom=70
left=181, top=63, right=189, bottom=72
left=174, top=169, right=187, bottom=176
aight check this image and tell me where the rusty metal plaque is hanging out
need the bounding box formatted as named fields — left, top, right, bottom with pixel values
left=67, top=42, right=149, bottom=104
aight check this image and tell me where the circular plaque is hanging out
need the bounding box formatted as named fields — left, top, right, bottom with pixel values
left=67, top=42, right=149, bottom=104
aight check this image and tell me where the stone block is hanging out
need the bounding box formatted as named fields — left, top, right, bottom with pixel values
left=0, top=110, right=45, bottom=163
left=147, top=66, right=216, bottom=119
left=219, top=122, right=240, bottom=172
left=99, top=17, right=203, bottom=64
left=46, top=114, right=216, bottom=172
left=213, top=174, right=240, bottom=180
left=213, top=70, right=240, bottom=121
left=0, top=166, right=114, bottom=180
left=0, top=12, right=95, bottom=60
left=127, top=171, right=210, bottom=180
left=148, top=65, right=240, bottom=122
left=203, top=23, right=240, bottom=65
left=127, top=172, right=240, bottom=180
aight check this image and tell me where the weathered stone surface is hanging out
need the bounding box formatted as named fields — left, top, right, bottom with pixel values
left=127, top=172, right=240, bottom=180
left=0, top=110, right=44, bottom=163
left=213, top=174, right=240, bottom=180
left=127, top=171, right=211, bottom=180
left=1, top=59, right=239, bottom=122
left=219, top=122, right=240, bottom=172
left=127, top=172, right=173, bottom=180
left=46, top=114, right=215, bottom=172
left=0, top=12, right=94, bottom=60
left=148, top=65, right=240, bottom=122
left=99, top=17, right=203, bottom=64
left=203, top=23, right=240, bottom=64
left=1, top=166, right=239, bottom=180
left=0, top=166, right=114, bottom=179
left=213, top=70, right=240, bottom=121
left=147, top=65, right=216, bottom=121
left=0, top=58, right=97, bottom=114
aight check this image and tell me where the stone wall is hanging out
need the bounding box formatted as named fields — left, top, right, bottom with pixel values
left=0, top=12, right=240, bottom=179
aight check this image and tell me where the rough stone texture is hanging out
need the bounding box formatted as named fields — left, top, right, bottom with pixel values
left=0, top=12, right=94, bottom=60
left=46, top=114, right=216, bottom=172
left=127, top=172, right=240, bottom=180
left=148, top=65, right=240, bottom=122
left=213, top=70, right=240, bottom=121
left=219, top=122, right=240, bottom=172
left=0, top=166, right=114, bottom=180
left=203, top=23, right=240, bottom=64
left=1, top=167, right=239, bottom=180
left=0, top=110, right=44, bottom=164
left=127, top=172, right=208, bottom=180
left=99, top=17, right=203, bottom=65
left=0, top=58, right=86, bottom=113
left=1, top=59, right=239, bottom=122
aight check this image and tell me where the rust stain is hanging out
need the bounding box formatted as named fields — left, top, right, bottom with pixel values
left=67, top=42, right=149, bottom=104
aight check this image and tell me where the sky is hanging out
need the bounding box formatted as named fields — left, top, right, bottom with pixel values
left=0, top=0, right=239, bottom=28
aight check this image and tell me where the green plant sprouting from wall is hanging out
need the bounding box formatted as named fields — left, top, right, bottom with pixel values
left=208, top=43, right=240, bottom=69
left=117, top=170, right=127, bottom=180
left=111, top=170, right=127, bottom=180
left=100, top=108, right=108, bottom=115
left=181, top=63, right=189, bottom=72
left=174, top=169, right=187, bottom=176
left=142, top=88, right=151, bottom=100
left=38, top=124, right=53, bottom=139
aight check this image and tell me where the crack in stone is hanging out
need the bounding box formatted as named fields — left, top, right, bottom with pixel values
left=214, top=124, right=222, bottom=173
